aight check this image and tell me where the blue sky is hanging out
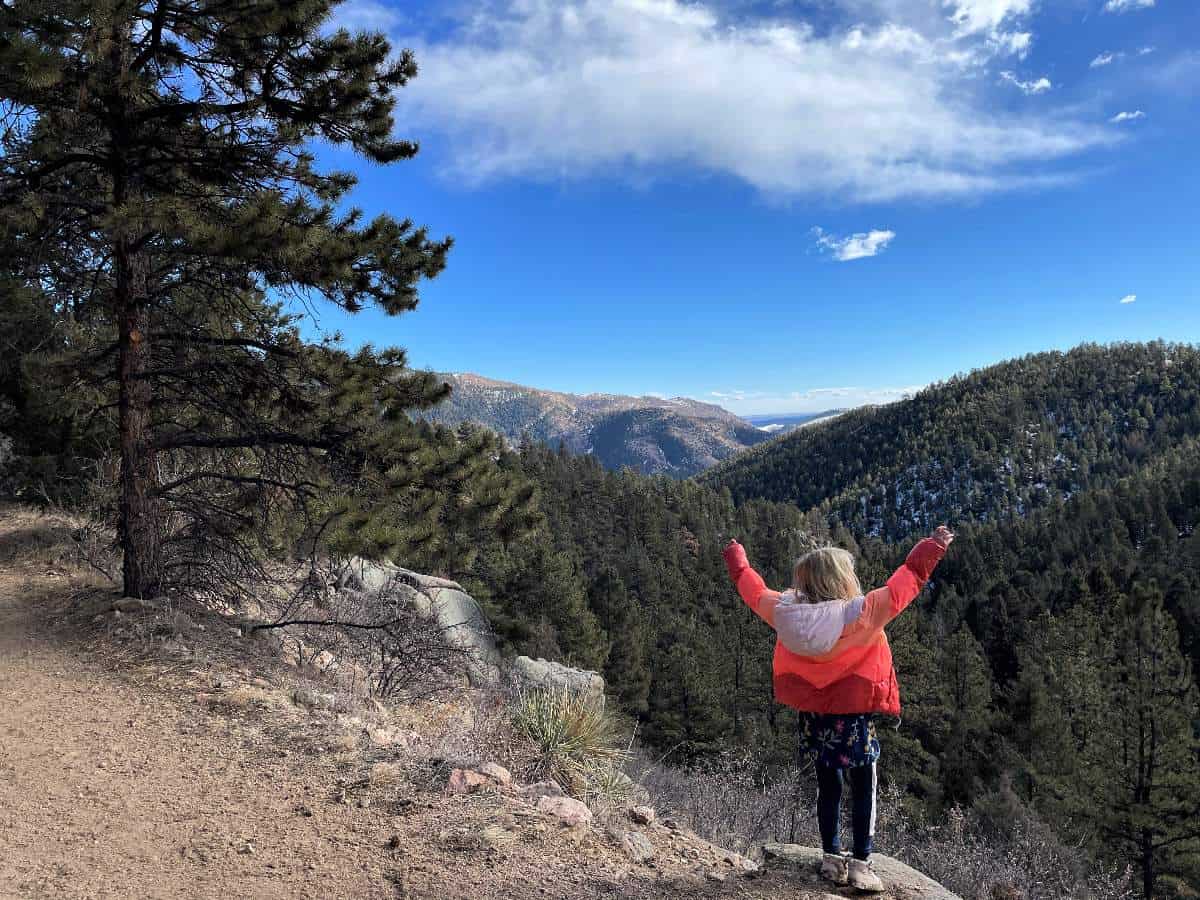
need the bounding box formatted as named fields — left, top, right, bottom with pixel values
left=304, top=0, right=1200, bottom=415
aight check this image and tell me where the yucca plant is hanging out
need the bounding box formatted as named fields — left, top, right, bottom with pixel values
left=511, top=688, right=630, bottom=796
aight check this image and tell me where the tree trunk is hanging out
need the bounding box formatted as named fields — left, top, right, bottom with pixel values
left=1141, top=829, right=1155, bottom=899
left=117, top=248, right=160, bottom=598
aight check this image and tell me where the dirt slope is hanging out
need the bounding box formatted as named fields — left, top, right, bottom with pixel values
left=0, top=506, right=936, bottom=900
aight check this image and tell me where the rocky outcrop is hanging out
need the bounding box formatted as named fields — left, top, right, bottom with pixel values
left=335, top=558, right=502, bottom=687
left=332, top=558, right=610, bottom=699
left=508, top=655, right=605, bottom=702
left=762, top=844, right=961, bottom=900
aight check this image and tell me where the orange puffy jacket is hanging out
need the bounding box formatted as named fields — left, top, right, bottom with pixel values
left=723, top=538, right=945, bottom=716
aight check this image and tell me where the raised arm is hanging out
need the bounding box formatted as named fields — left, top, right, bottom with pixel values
left=862, top=526, right=953, bottom=629
left=723, top=540, right=782, bottom=628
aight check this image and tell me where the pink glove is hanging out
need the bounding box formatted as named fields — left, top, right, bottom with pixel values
left=722, top=540, right=749, bottom=581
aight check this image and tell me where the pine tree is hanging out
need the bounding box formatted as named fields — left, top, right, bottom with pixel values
left=938, top=626, right=995, bottom=804
left=589, top=567, right=651, bottom=715
left=1083, top=584, right=1200, bottom=898
left=0, top=1, right=451, bottom=597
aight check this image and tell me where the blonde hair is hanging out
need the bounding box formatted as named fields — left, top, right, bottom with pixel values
left=793, top=547, right=862, bottom=604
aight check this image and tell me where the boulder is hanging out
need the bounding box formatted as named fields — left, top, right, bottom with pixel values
left=508, top=656, right=606, bottom=703
left=334, top=558, right=501, bottom=687
left=761, top=844, right=961, bottom=900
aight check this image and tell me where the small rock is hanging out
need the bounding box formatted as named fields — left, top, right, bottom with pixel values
left=478, top=762, right=512, bottom=786
left=629, top=805, right=656, bottom=825
left=366, top=726, right=398, bottom=748
left=447, top=768, right=493, bottom=795
left=662, top=817, right=681, bottom=831
left=519, top=780, right=565, bottom=801
left=291, top=687, right=336, bottom=710
left=621, top=831, right=654, bottom=864
left=536, top=795, right=592, bottom=827
left=705, top=870, right=727, bottom=883
left=112, top=596, right=159, bottom=613
left=295, top=804, right=313, bottom=818
left=238, top=841, right=255, bottom=855
left=386, top=834, right=403, bottom=851
left=480, top=825, right=517, bottom=849
left=312, top=650, right=337, bottom=672
left=357, top=797, right=371, bottom=809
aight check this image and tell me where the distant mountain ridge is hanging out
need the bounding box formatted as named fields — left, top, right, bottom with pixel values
left=745, top=410, right=848, bottom=433
left=423, top=372, right=772, bottom=477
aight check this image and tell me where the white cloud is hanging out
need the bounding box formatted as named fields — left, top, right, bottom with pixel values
left=1000, top=71, right=1052, bottom=94
left=328, top=0, right=403, bottom=31
left=944, top=0, right=1034, bottom=36
left=812, top=227, right=897, bottom=261
left=989, top=30, right=1033, bottom=59
left=708, top=384, right=926, bottom=415
left=1120, top=294, right=1137, bottom=304
left=1109, top=110, right=1146, bottom=123
left=1138, top=46, right=1156, bottom=56
left=394, top=0, right=1114, bottom=202
left=1103, top=0, right=1154, bottom=11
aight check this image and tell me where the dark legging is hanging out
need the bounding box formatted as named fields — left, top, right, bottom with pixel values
left=816, top=761, right=876, bottom=860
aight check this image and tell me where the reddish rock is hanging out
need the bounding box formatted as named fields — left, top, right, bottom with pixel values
left=478, top=762, right=512, bottom=786
left=447, top=768, right=492, bottom=795
left=536, top=794, right=592, bottom=827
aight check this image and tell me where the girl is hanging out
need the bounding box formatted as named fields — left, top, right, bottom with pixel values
left=722, top=525, right=954, bottom=892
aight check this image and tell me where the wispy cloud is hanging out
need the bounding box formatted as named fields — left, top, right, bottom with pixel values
left=1103, top=0, right=1154, bottom=12
left=812, top=227, right=897, bottom=261
left=708, top=385, right=926, bottom=415
left=1090, top=47, right=1154, bottom=68
left=1109, top=110, right=1146, bottom=123
left=1000, top=71, right=1052, bottom=94
left=393, top=0, right=1114, bottom=202
left=1120, top=294, right=1137, bottom=304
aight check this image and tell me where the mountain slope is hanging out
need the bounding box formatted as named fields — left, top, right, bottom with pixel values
left=423, top=373, right=771, bottom=477
left=700, top=342, right=1200, bottom=539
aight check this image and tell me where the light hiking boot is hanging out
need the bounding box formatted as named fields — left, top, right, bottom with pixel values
left=848, top=858, right=885, bottom=892
left=819, top=852, right=849, bottom=885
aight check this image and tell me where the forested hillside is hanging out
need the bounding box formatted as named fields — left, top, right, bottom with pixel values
left=702, top=342, right=1200, bottom=541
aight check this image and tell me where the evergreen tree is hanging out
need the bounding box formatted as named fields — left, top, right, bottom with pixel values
left=1082, top=585, right=1200, bottom=898
left=0, top=0, right=451, bottom=596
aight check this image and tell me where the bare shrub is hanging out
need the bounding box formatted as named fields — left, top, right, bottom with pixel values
left=633, top=752, right=1133, bottom=899
left=877, top=785, right=1135, bottom=900
left=253, top=567, right=473, bottom=702
left=631, top=748, right=817, bottom=855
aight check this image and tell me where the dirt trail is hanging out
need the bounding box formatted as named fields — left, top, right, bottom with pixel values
left=0, top=530, right=406, bottom=898
left=0, top=508, right=855, bottom=900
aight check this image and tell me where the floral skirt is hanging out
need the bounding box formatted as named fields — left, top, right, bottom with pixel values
left=799, top=713, right=881, bottom=769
